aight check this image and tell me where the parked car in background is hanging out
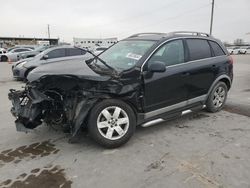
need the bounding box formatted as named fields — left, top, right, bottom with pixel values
left=239, top=46, right=250, bottom=54
left=19, top=45, right=51, bottom=60
left=0, top=48, right=33, bottom=62
left=7, top=46, right=34, bottom=52
left=12, top=46, right=86, bottom=80
left=9, top=31, right=233, bottom=148
left=227, top=46, right=240, bottom=54
left=93, top=47, right=108, bottom=55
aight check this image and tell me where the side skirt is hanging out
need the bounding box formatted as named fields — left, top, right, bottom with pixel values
left=137, top=95, right=206, bottom=125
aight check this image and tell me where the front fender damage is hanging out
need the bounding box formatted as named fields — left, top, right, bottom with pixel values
left=8, top=74, right=142, bottom=140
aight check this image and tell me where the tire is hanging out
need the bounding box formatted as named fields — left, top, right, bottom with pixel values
left=1, top=56, right=8, bottom=62
left=206, top=82, right=228, bottom=113
left=88, top=99, right=136, bottom=148
left=24, top=68, right=35, bottom=79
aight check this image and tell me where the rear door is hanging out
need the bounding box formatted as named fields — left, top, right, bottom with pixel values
left=185, top=38, right=217, bottom=99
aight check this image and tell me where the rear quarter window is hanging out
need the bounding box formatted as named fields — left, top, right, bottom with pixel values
left=186, top=39, right=212, bottom=61
left=209, top=41, right=225, bottom=56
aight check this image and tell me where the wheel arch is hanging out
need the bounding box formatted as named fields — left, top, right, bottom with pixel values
left=1, top=55, right=8, bottom=62
left=24, top=67, right=36, bottom=78
left=85, top=96, right=139, bottom=126
left=206, top=74, right=231, bottom=100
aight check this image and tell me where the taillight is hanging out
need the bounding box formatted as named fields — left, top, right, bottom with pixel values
left=229, top=55, right=234, bottom=65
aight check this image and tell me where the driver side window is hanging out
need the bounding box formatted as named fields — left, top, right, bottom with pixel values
left=149, top=40, right=184, bottom=66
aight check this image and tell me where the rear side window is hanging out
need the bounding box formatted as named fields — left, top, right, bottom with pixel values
left=67, top=48, right=85, bottom=56
left=186, top=39, right=212, bottom=61
left=209, top=41, right=225, bottom=56
left=47, top=49, right=66, bottom=59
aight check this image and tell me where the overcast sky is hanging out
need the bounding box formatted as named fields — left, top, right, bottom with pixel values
left=1, top=0, right=250, bottom=43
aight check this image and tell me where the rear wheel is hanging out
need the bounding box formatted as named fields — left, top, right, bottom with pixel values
left=206, top=82, right=228, bottom=113
left=88, top=99, right=136, bottom=148
left=1, top=56, right=8, bottom=62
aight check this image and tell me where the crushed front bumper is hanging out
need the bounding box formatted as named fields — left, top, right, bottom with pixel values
left=8, top=88, right=50, bottom=132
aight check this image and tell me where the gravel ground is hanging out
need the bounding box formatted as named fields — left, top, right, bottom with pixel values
left=0, top=55, right=249, bottom=188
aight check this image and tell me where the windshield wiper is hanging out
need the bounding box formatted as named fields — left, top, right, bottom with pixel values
left=74, top=46, right=118, bottom=75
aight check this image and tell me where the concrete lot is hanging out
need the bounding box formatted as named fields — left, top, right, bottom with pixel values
left=0, top=55, right=249, bottom=188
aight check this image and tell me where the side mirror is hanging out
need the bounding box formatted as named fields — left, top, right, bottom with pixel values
left=148, top=61, right=166, bottom=72
left=42, top=54, right=49, bottom=60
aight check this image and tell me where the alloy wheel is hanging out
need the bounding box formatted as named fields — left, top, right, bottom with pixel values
left=213, top=86, right=226, bottom=108
left=97, top=106, right=129, bottom=140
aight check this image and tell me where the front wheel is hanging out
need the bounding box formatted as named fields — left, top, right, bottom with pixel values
left=206, top=82, right=228, bottom=113
left=88, top=99, right=136, bottom=148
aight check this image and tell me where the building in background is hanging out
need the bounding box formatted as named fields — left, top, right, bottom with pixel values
left=73, top=37, right=118, bottom=50
left=0, top=37, right=59, bottom=48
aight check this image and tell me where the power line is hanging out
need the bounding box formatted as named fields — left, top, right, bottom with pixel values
left=116, top=3, right=211, bottom=38
left=87, top=0, right=184, bottom=28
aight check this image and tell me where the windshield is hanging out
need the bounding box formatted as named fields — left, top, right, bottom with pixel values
left=95, top=40, right=155, bottom=71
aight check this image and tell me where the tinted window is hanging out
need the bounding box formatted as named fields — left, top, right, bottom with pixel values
left=67, top=48, right=85, bottom=56
left=149, top=40, right=184, bottom=66
left=186, top=39, right=212, bottom=61
left=47, top=49, right=66, bottom=59
left=209, top=41, right=225, bottom=56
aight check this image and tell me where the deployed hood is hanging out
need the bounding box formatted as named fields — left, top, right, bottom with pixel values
left=27, top=57, right=110, bottom=82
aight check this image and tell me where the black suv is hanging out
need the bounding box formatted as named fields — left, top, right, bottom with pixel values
left=9, top=31, right=233, bottom=148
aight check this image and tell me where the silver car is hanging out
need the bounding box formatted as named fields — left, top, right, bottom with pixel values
left=1, top=48, right=33, bottom=62
left=12, top=46, right=86, bottom=80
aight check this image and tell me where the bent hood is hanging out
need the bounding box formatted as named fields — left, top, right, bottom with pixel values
left=27, top=57, right=110, bottom=82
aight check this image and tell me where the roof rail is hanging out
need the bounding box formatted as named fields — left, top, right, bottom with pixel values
left=128, top=32, right=166, bottom=38
left=168, top=31, right=210, bottom=37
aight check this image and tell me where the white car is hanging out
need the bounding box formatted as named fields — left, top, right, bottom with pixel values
left=0, top=48, right=33, bottom=62
left=227, top=47, right=240, bottom=54
left=239, top=46, right=250, bottom=54
left=0, top=48, right=7, bottom=55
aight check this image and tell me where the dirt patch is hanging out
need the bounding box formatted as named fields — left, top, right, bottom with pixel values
left=189, top=113, right=210, bottom=120
left=243, top=89, right=250, bottom=92
left=0, top=165, right=72, bottom=188
left=0, top=140, right=59, bottom=165
left=145, top=153, right=169, bottom=172
left=224, top=104, right=250, bottom=117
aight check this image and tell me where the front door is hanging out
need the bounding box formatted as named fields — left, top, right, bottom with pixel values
left=142, top=39, right=188, bottom=112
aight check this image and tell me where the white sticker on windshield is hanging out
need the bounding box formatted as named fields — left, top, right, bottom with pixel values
left=126, top=53, right=142, bottom=60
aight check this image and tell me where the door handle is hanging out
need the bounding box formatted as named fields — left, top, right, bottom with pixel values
left=181, top=72, right=190, bottom=77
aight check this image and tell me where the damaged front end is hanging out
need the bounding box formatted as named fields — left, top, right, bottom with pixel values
left=8, top=79, right=97, bottom=137
left=8, top=73, right=142, bottom=139
left=8, top=87, right=49, bottom=132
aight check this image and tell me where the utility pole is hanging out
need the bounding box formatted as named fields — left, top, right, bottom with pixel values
left=47, top=24, right=51, bottom=39
left=210, top=0, right=215, bottom=35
